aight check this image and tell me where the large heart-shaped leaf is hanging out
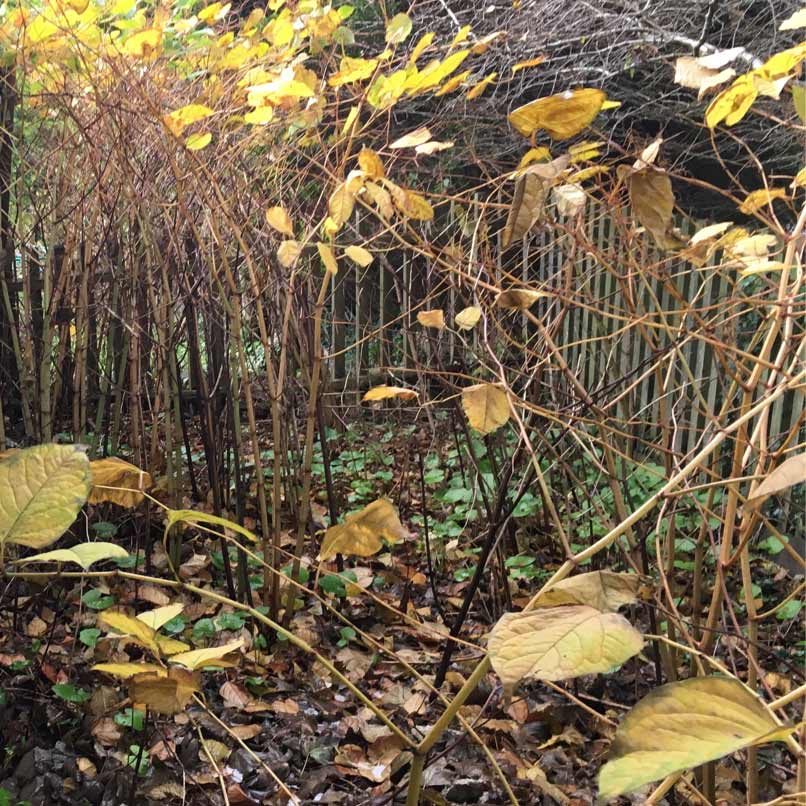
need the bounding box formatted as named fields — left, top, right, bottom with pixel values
left=599, top=677, right=795, bottom=800
left=0, top=444, right=91, bottom=550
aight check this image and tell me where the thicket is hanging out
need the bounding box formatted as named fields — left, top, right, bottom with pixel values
left=0, top=1, right=804, bottom=805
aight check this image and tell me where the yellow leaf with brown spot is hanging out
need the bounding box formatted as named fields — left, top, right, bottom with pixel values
left=496, top=288, right=549, bottom=310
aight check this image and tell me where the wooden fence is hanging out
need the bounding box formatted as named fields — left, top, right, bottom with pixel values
left=321, top=202, right=805, bottom=459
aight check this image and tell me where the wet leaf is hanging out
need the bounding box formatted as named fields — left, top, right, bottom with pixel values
left=0, top=444, right=91, bottom=549
left=319, top=499, right=408, bottom=561
left=599, top=677, right=795, bottom=800
left=461, top=383, right=510, bottom=435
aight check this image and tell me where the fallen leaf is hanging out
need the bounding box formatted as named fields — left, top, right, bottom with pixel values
left=319, top=499, right=408, bottom=561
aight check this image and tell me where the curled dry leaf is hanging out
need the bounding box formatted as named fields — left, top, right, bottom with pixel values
left=509, top=88, right=606, bottom=139
left=496, top=288, right=549, bottom=310
left=599, top=677, right=795, bottom=800
left=417, top=309, right=445, bottom=329
left=319, top=498, right=408, bottom=561
left=487, top=605, right=644, bottom=697
left=454, top=305, right=481, bottom=330
left=362, top=385, right=419, bottom=402
left=0, top=444, right=91, bottom=550
left=461, top=383, right=510, bottom=435
left=552, top=183, right=585, bottom=216
left=502, top=155, right=570, bottom=247
left=624, top=167, right=676, bottom=248
left=390, top=126, right=431, bottom=149
left=746, top=453, right=806, bottom=508
left=532, top=570, right=644, bottom=612
left=129, top=668, right=200, bottom=715
left=89, top=457, right=151, bottom=508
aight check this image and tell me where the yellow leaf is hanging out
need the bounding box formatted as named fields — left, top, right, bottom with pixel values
left=466, top=73, right=496, bottom=100
left=780, top=8, right=806, bottom=29
left=705, top=75, right=757, bottom=128
left=746, top=453, right=806, bottom=508
left=450, top=25, right=471, bottom=47
left=496, top=288, right=549, bottom=310
left=99, top=611, right=161, bottom=656
left=89, top=457, right=151, bottom=508
left=319, top=499, right=408, bottom=561
left=417, top=309, right=445, bottom=329
left=358, top=148, right=384, bottom=180
left=511, top=55, right=546, bottom=74
left=200, top=738, right=231, bottom=765
left=601, top=99, right=621, bottom=110
left=156, top=636, right=191, bottom=655
left=599, top=677, right=795, bottom=800
left=385, top=12, right=412, bottom=44
left=0, top=445, right=91, bottom=550
left=509, top=88, right=606, bottom=139
left=328, top=181, right=357, bottom=228
left=136, top=603, right=184, bottom=632
left=461, top=383, right=510, bottom=434
left=244, top=107, right=274, bottom=125
left=265, top=206, right=294, bottom=237
left=689, top=221, right=734, bottom=246
left=345, top=245, right=373, bottom=266
left=93, top=663, right=166, bottom=679
left=317, top=242, right=339, bottom=274
left=393, top=188, right=434, bottom=220
left=129, top=668, right=200, bottom=714
left=198, top=2, right=230, bottom=22
left=532, top=571, right=644, bottom=611
left=185, top=132, right=212, bottom=151
left=470, top=31, right=506, bottom=55
left=390, top=126, right=432, bottom=149
left=793, top=84, right=806, bottom=124
left=365, top=182, right=394, bottom=219
left=454, top=306, right=481, bottom=330
left=167, top=509, right=259, bottom=543
left=791, top=166, right=806, bottom=188
left=169, top=638, right=244, bottom=670
left=516, top=147, right=552, bottom=170
left=434, top=70, right=471, bottom=96
left=739, top=187, right=789, bottom=214
left=122, top=28, right=162, bottom=58
left=329, top=56, right=378, bottom=87
left=488, top=605, right=644, bottom=694
left=13, top=542, right=129, bottom=570
left=163, top=104, right=214, bottom=137
left=409, top=31, right=435, bottom=63
left=362, top=386, right=419, bottom=402
left=277, top=240, right=303, bottom=268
